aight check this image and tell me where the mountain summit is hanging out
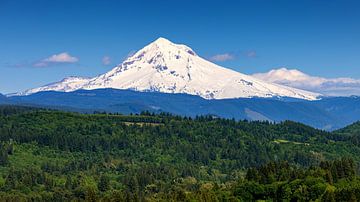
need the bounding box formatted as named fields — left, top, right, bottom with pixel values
left=15, top=37, right=320, bottom=100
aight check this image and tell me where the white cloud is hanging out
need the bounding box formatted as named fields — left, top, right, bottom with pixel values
left=34, top=52, right=79, bottom=67
left=44, top=52, right=78, bottom=63
left=253, top=68, right=360, bottom=96
left=102, top=56, right=111, bottom=65
left=209, top=53, right=235, bottom=62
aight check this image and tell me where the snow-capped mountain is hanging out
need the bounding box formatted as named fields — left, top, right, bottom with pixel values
left=14, top=37, right=320, bottom=100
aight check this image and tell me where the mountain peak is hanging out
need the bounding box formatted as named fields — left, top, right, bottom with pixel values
left=152, top=37, right=173, bottom=45
left=15, top=38, right=320, bottom=100
left=142, top=37, right=197, bottom=57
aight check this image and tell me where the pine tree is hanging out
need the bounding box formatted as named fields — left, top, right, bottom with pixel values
left=98, top=175, right=110, bottom=192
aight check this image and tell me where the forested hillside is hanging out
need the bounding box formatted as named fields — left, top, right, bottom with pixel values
left=335, top=121, right=360, bottom=135
left=1, top=105, right=360, bottom=201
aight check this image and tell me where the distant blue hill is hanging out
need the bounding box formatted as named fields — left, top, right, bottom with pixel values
left=3, top=89, right=360, bottom=130
left=0, top=93, right=10, bottom=104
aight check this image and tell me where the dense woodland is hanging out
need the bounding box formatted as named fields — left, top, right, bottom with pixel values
left=1, top=105, right=360, bottom=201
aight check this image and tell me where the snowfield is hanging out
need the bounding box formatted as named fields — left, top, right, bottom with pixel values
left=14, top=37, right=320, bottom=100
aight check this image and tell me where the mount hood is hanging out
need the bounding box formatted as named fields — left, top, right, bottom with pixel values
left=15, top=37, right=320, bottom=100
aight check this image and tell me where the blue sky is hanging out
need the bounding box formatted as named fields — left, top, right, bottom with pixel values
left=1, top=0, right=360, bottom=93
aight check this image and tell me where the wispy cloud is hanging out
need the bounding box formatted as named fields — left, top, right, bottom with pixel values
left=209, top=50, right=257, bottom=62
left=102, top=56, right=111, bottom=65
left=245, top=50, right=257, bottom=58
left=4, top=61, right=30, bottom=68
left=34, top=52, right=79, bottom=67
left=209, top=53, right=235, bottom=62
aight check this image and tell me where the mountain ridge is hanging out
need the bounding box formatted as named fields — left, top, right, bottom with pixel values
left=13, top=38, right=320, bottom=100
left=7, top=88, right=360, bottom=130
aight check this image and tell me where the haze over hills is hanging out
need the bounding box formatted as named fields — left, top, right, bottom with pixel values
left=14, top=38, right=319, bottom=100
left=3, top=88, right=360, bottom=130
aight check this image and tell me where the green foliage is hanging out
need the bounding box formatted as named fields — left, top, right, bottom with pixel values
left=0, top=105, right=38, bottom=116
left=0, top=105, right=359, bottom=201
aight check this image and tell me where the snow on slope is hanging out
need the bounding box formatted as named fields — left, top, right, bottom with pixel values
left=13, top=76, right=90, bottom=96
left=14, top=38, right=320, bottom=100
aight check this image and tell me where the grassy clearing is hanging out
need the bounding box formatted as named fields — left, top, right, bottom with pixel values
left=273, top=139, right=310, bottom=146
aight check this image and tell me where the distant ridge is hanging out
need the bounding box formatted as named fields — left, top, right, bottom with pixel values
left=0, top=93, right=8, bottom=103
left=7, top=88, right=360, bottom=130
